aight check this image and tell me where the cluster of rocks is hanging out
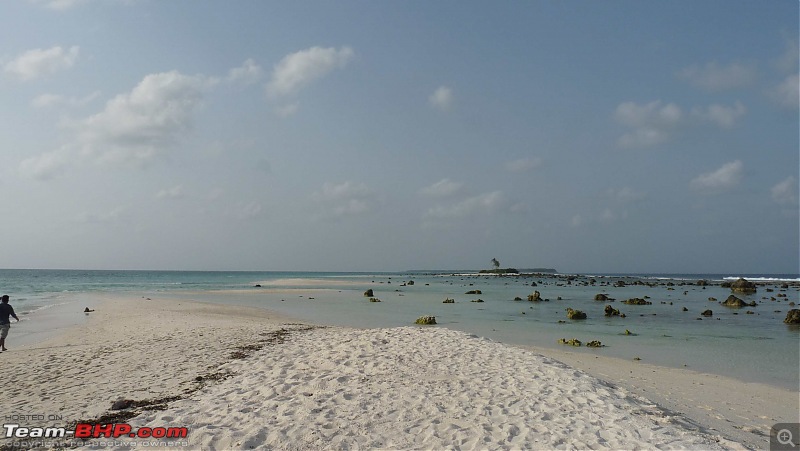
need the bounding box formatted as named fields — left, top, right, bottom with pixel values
left=721, top=295, right=757, bottom=308
left=414, top=316, right=436, bottom=325
left=785, top=309, right=800, bottom=324
left=442, top=298, right=455, bottom=304
left=557, top=338, right=603, bottom=347
left=566, top=308, right=587, bottom=320
left=622, top=298, right=652, bottom=305
left=527, top=291, right=541, bottom=302
left=465, top=290, right=482, bottom=295
left=368, top=297, right=381, bottom=303
left=604, top=305, right=623, bottom=317
left=363, top=289, right=374, bottom=297
left=728, top=278, right=758, bottom=293
left=594, top=294, right=614, bottom=301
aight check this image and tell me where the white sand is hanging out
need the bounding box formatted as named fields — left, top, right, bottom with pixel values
left=2, top=295, right=795, bottom=450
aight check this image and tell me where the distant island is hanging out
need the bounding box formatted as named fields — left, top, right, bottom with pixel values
left=479, top=268, right=558, bottom=274
left=479, top=268, right=520, bottom=274
left=520, top=268, right=558, bottom=274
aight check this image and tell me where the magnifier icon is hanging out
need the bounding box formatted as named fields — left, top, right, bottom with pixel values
left=778, top=429, right=796, bottom=447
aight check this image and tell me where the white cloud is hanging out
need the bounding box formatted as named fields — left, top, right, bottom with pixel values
left=425, top=191, right=505, bottom=220
left=677, top=61, right=757, bottom=91
left=31, top=91, right=100, bottom=108
left=28, top=0, right=89, bottom=10
left=156, top=185, right=184, bottom=199
left=615, top=100, right=682, bottom=128
left=429, top=86, right=453, bottom=111
left=690, top=101, right=747, bottom=128
left=227, top=59, right=262, bottom=85
left=607, top=187, right=647, bottom=203
left=313, top=181, right=372, bottom=218
left=617, top=128, right=669, bottom=149
left=505, top=157, right=542, bottom=173
left=509, top=202, right=531, bottom=214
left=614, top=100, right=682, bottom=148
left=775, top=38, right=799, bottom=73
left=333, top=199, right=369, bottom=217
left=419, top=178, right=463, bottom=198
left=600, top=208, right=616, bottom=223
left=29, top=0, right=140, bottom=11
left=275, top=103, right=300, bottom=117
left=266, top=46, right=354, bottom=97
left=76, top=70, right=214, bottom=166
left=4, top=45, right=79, bottom=81
left=690, top=160, right=744, bottom=193
left=237, top=201, right=264, bottom=221
left=767, top=74, right=799, bottom=110
left=18, top=148, right=71, bottom=180
left=76, top=206, right=125, bottom=224
left=315, top=181, right=370, bottom=201
left=771, top=176, right=798, bottom=205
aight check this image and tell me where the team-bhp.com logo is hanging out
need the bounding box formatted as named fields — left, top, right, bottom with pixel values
left=3, top=423, right=189, bottom=448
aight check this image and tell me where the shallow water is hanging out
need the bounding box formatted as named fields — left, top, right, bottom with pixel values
left=2, top=269, right=798, bottom=390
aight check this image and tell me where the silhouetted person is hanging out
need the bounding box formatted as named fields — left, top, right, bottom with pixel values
left=0, top=295, right=20, bottom=351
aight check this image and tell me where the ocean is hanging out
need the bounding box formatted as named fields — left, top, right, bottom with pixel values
left=2, top=269, right=798, bottom=390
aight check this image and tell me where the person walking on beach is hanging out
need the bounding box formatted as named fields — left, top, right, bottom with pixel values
left=0, top=295, right=20, bottom=352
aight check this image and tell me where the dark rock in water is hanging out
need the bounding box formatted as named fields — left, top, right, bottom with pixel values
left=604, top=305, right=621, bottom=317
left=622, top=298, right=652, bottom=305
left=586, top=340, right=603, bottom=348
left=527, top=291, right=541, bottom=302
left=513, top=297, right=523, bottom=301
left=414, top=316, right=436, bottom=325
left=722, top=295, right=756, bottom=308
left=784, top=309, right=800, bottom=324
left=701, top=310, right=713, bottom=316
left=730, top=278, right=757, bottom=294
left=364, top=289, right=374, bottom=297
left=407, top=280, right=414, bottom=286
left=696, top=280, right=708, bottom=286
left=558, top=338, right=582, bottom=346
left=254, top=284, right=262, bottom=288
left=83, top=307, right=95, bottom=313
left=614, top=280, right=626, bottom=287
left=781, top=283, right=789, bottom=289
left=682, top=307, right=689, bottom=312
left=369, top=298, right=381, bottom=303
left=111, top=399, right=134, bottom=410
left=594, top=293, right=614, bottom=301
left=443, top=298, right=455, bottom=304
left=466, top=290, right=482, bottom=295
left=721, top=281, right=732, bottom=288
left=566, top=308, right=587, bottom=320
left=531, top=282, right=537, bottom=287
left=471, top=299, right=484, bottom=303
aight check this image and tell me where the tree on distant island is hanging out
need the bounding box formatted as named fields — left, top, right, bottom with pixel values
left=480, top=258, right=518, bottom=274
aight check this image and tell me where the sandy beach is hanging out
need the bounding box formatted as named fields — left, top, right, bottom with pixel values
left=1, top=294, right=796, bottom=450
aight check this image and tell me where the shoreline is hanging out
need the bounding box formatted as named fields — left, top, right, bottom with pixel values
left=2, top=294, right=797, bottom=449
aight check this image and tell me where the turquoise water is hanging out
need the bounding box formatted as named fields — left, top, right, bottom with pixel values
left=2, top=269, right=798, bottom=390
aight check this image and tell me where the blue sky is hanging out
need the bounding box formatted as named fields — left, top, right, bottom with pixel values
left=0, top=0, right=797, bottom=273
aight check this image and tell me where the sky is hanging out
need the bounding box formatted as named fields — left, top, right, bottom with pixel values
left=0, top=0, right=798, bottom=274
